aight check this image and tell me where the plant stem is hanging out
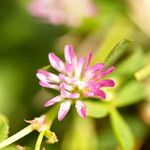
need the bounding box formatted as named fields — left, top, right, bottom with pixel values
left=0, top=105, right=59, bottom=149
left=35, top=131, right=45, bottom=150
left=0, top=125, right=34, bottom=149
left=34, top=106, right=59, bottom=150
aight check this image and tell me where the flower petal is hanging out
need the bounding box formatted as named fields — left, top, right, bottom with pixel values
left=86, top=52, right=93, bottom=68
left=59, top=74, right=72, bottom=84
left=44, top=96, right=62, bottom=107
left=60, top=83, right=80, bottom=99
left=75, top=100, right=86, bottom=118
left=64, top=45, right=77, bottom=64
left=84, top=91, right=94, bottom=97
left=65, top=63, right=73, bottom=75
left=85, top=63, right=106, bottom=80
left=48, top=53, right=65, bottom=72
left=39, top=81, right=59, bottom=90
left=90, top=63, right=106, bottom=73
left=85, top=88, right=106, bottom=99
left=36, top=70, right=49, bottom=82
left=75, top=56, right=85, bottom=78
left=36, top=69, right=60, bottom=83
left=60, top=82, right=73, bottom=91
left=58, top=101, right=71, bottom=121
left=93, top=89, right=106, bottom=99
left=97, top=66, right=114, bottom=79
left=99, top=79, right=115, bottom=87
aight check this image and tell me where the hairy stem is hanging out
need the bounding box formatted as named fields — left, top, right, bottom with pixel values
left=0, top=125, right=34, bottom=149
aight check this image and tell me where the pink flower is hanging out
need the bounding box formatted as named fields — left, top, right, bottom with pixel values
left=27, top=0, right=97, bottom=27
left=36, top=45, right=115, bottom=121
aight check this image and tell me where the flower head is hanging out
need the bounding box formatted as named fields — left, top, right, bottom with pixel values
left=27, top=0, right=97, bottom=27
left=36, top=45, right=115, bottom=121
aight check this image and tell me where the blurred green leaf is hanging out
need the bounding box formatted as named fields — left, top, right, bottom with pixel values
left=124, top=115, right=148, bottom=140
left=85, top=101, right=108, bottom=118
left=0, top=114, right=9, bottom=142
left=98, top=124, right=117, bottom=150
left=135, top=63, right=150, bottom=81
left=109, top=109, right=134, bottom=150
left=0, top=62, right=26, bottom=116
left=114, top=80, right=145, bottom=107
left=61, top=117, right=98, bottom=150
left=106, top=39, right=131, bottom=66
left=115, top=47, right=145, bottom=76
left=93, top=18, right=133, bottom=64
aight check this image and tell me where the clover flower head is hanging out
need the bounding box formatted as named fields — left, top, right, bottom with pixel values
left=36, top=45, right=115, bottom=121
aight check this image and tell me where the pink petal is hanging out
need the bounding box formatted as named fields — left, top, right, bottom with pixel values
left=86, top=52, right=93, bottom=68
left=60, top=82, right=73, bottom=91
left=60, top=82, right=70, bottom=97
left=93, top=89, right=106, bottom=99
left=48, top=53, right=65, bottom=72
left=90, top=63, right=106, bottom=73
left=39, top=81, right=59, bottom=90
left=59, top=74, right=72, bottom=84
left=75, top=57, right=85, bottom=78
left=84, top=91, right=95, bottom=97
left=58, top=101, right=71, bottom=121
left=85, top=63, right=106, bottom=80
left=85, top=88, right=106, bottom=99
left=88, top=79, right=115, bottom=89
left=36, top=69, right=60, bottom=83
left=64, top=45, right=77, bottom=64
left=99, top=79, right=115, bottom=87
left=75, top=101, right=86, bottom=118
left=65, top=63, right=73, bottom=75
left=44, top=96, right=62, bottom=107
left=60, top=84, right=80, bottom=99
left=68, top=93, right=80, bottom=99
left=97, top=66, right=114, bottom=79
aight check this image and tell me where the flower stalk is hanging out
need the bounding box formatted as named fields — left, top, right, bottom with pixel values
left=35, top=131, right=45, bottom=150
left=0, top=125, right=34, bottom=149
left=0, top=105, right=58, bottom=149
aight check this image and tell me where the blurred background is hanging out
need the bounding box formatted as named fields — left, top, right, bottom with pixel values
left=0, top=0, right=150, bottom=149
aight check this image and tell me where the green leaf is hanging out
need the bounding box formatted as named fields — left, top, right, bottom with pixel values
left=61, top=117, right=99, bottom=150
left=85, top=101, right=108, bottom=118
left=106, top=39, right=131, bottom=66
left=92, top=18, right=133, bottom=64
left=98, top=124, right=117, bottom=150
left=115, top=48, right=145, bottom=76
left=109, top=109, right=134, bottom=150
left=0, top=114, right=9, bottom=142
left=114, top=80, right=145, bottom=107
left=135, top=63, right=150, bottom=81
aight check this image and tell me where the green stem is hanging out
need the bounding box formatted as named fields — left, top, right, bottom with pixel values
left=35, top=131, right=45, bottom=150
left=0, top=105, right=59, bottom=149
left=0, top=125, right=34, bottom=149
